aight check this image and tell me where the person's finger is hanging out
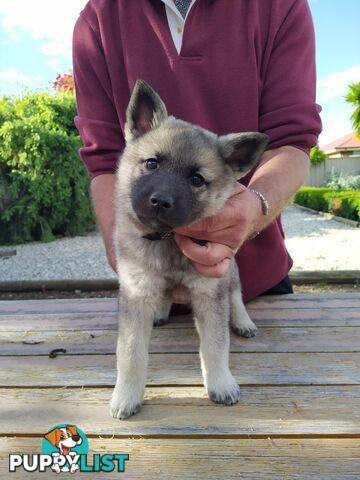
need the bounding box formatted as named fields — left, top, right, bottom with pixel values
left=192, top=257, right=232, bottom=278
left=230, top=182, right=247, bottom=196
left=175, top=184, right=247, bottom=237
left=174, top=234, right=233, bottom=265
left=180, top=225, right=241, bottom=248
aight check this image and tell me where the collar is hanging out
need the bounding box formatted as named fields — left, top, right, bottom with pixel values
left=160, top=0, right=196, bottom=22
left=142, top=231, right=208, bottom=246
left=142, top=231, right=174, bottom=241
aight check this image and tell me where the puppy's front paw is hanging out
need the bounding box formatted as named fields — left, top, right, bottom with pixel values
left=110, top=398, right=142, bottom=420
left=207, top=375, right=241, bottom=406
left=110, top=387, right=143, bottom=420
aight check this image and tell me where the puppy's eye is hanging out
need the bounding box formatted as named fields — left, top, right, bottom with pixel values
left=145, top=158, right=158, bottom=170
left=191, top=173, right=205, bottom=187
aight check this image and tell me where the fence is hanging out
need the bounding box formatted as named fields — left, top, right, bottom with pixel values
left=305, top=156, right=360, bottom=187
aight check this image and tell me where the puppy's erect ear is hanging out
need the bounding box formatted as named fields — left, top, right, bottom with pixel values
left=218, top=132, right=269, bottom=178
left=125, top=79, right=168, bottom=142
left=44, top=428, right=60, bottom=447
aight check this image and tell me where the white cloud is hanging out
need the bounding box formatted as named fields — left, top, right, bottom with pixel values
left=318, top=97, right=354, bottom=146
left=41, top=42, right=71, bottom=59
left=0, top=68, right=45, bottom=94
left=0, top=68, right=40, bottom=84
left=317, top=65, right=360, bottom=102
left=47, top=59, right=62, bottom=72
left=0, top=68, right=30, bottom=83
left=0, top=0, right=87, bottom=64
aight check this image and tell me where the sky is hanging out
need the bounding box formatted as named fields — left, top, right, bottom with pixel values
left=0, top=0, right=359, bottom=146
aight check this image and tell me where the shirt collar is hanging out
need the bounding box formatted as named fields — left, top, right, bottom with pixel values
left=160, top=0, right=196, bottom=22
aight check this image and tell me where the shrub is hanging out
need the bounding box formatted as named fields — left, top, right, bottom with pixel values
left=326, top=171, right=360, bottom=190
left=293, top=187, right=330, bottom=212
left=294, top=187, right=360, bottom=222
left=0, top=91, right=95, bottom=245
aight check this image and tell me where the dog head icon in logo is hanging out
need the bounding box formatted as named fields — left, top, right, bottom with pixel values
left=42, top=424, right=89, bottom=473
left=44, top=425, right=82, bottom=455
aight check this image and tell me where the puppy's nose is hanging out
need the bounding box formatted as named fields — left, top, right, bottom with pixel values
left=72, top=435, right=81, bottom=442
left=150, top=193, right=173, bottom=210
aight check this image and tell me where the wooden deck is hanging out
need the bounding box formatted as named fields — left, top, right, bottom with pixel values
left=0, top=293, right=359, bottom=479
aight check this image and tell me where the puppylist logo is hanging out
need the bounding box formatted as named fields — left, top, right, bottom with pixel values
left=9, top=424, right=129, bottom=474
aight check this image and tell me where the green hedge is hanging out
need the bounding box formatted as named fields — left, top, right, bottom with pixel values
left=0, top=92, right=95, bottom=245
left=294, top=187, right=360, bottom=222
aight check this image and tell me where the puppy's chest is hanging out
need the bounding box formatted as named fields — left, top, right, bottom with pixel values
left=119, top=235, right=229, bottom=296
left=121, top=237, right=190, bottom=277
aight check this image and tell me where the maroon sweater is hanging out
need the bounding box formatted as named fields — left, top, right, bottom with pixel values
left=73, top=0, right=322, bottom=302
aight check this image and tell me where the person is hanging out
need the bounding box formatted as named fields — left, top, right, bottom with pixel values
left=72, top=0, right=322, bottom=304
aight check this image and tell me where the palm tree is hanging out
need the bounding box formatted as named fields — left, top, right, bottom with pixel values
left=345, top=82, right=360, bottom=138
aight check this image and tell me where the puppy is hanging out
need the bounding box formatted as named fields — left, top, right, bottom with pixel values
left=110, top=80, right=268, bottom=420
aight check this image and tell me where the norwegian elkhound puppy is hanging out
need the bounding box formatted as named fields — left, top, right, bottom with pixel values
left=110, top=80, right=268, bottom=420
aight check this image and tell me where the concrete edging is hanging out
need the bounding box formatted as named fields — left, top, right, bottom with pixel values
left=0, top=271, right=359, bottom=292
left=292, top=203, right=359, bottom=228
left=0, top=279, right=118, bottom=292
left=290, top=270, right=360, bottom=285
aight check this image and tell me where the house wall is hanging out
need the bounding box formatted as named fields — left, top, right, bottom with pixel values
left=305, top=156, right=360, bottom=187
left=327, top=149, right=359, bottom=158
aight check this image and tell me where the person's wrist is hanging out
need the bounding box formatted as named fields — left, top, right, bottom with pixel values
left=248, top=188, right=269, bottom=216
left=245, top=187, right=269, bottom=240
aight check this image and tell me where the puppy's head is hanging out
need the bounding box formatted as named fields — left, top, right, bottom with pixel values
left=119, top=80, right=268, bottom=232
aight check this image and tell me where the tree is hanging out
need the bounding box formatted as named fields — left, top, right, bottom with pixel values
left=310, top=145, right=326, bottom=165
left=345, top=82, right=360, bottom=138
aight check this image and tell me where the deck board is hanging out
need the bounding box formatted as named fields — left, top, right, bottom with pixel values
left=1, top=352, right=359, bottom=387
left=1, top=325, right=359, bottom=355
left=0, top=293, right=359, bottom=479
left=1, top=307, right=360, bottom=330
left=0, top=292, right=359, bottom=314
left=1, top=386, right=360, bottom=436
left=1, top=438, right=359, bottom=479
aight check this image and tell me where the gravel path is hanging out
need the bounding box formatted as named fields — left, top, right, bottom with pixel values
left=0, top=205, right=359, bottom=282
left=282, top=205, right=359, bottom=272
left=0, top=231, right=117, bottom=282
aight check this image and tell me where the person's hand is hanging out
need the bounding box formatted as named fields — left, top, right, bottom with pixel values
left=173, top=183, right=261, bottom=278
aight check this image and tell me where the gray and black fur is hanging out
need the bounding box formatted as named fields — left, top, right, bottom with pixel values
left=110, top=80, right=268, bottom=419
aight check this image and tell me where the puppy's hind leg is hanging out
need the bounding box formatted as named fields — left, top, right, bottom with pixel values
left=229, top=264, right=257, bottom=338
left=153, top=298, right=172, bottom=326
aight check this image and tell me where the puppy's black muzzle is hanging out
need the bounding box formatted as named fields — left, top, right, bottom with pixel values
left=149, top=193, right=174, bottom=212
left=132, top=171, right=198, bottom=229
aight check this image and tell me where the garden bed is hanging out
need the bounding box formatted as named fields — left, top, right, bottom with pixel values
left=294, top=187, right=360, bottom=222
